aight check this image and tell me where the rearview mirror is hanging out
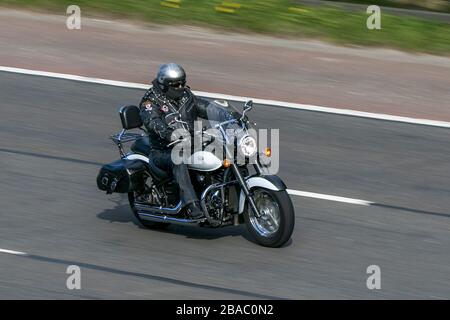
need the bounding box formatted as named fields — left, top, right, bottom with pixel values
left=241, top=100, right=253, bottom=120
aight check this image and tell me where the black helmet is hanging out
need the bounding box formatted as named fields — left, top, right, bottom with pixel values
left=156, top=63, right=186, bottom=100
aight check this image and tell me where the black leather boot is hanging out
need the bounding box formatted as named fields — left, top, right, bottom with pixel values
left=186, top=201, right=204, bottom=220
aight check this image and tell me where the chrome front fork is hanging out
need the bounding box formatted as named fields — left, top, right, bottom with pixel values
left=231, top=163, right=261, bottom=218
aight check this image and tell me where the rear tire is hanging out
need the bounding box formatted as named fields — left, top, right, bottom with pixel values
left=128, top=192, right=170, bottom=229
left=243, top=189, right=294, bottom=247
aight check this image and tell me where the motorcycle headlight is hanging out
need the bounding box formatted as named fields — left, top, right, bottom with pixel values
left=239, top=135, right=257, bottom=157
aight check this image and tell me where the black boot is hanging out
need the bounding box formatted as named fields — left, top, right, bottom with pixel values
left=186, top=201, right=204, bottom=220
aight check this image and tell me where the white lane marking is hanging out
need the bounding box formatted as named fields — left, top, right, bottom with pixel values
left=287, top=189, right=374, bottom=206
left=0, top=248, right=27, bottom=256
left=0, top=66, right=148, bottom=88
left=1, top=66, right=450, bottom=129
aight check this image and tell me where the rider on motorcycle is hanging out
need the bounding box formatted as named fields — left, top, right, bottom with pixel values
left=139, top=63, right=217, bottom=220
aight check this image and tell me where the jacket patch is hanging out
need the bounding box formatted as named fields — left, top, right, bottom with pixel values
left=143, top=100, right=153, bottom=111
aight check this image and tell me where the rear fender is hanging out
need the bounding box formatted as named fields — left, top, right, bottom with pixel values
left=124, top=153, right=149, bottom=163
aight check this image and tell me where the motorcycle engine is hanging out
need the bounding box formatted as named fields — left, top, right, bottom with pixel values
left=210, top=190, right=223, bottom=210
left=205, top=189, right=224, bottom=221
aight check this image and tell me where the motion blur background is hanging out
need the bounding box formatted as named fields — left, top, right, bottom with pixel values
left=1, top=0, right=450, bottom=53
left=0, top=0, right=449, bottom=299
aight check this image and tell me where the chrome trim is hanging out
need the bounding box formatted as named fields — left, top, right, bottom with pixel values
left=200, top=183, right=222, bottom=226
left=214, top=118, right=238, bottom=129
left=137, top=212, right=206, bottom=226
left=118, top=128, right=125, bottom=141
left=134, top=200, right=183, bottom=215
left=238, top=135, right=257, bottom=158
left=248, top=189, right=281, bottom=237
left=111, top=131, right=144, bottom=144
left=110, top=130, right=145, bottom=158
left=241, top=100, right=253, bottom=120
left=200, top=180, right=238, bottom=226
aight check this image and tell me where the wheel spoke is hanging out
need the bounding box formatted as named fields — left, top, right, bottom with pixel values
left=249, top=190, right=281, bottom=237
left=267, top=211, right=279, bottom=228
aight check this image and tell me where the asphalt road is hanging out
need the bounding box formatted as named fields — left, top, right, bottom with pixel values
left=0, top=72, right=449, bottom=299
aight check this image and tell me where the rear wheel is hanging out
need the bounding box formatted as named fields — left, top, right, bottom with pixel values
left=128, top=192, right=170, bottom=229
left=243, top=188, right=294, bottom=247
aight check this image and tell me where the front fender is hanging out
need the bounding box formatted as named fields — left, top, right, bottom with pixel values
left=238, top=175, right=287, bottom=214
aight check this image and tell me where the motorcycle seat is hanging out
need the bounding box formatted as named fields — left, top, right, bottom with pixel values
left=131, top=136, right=152, bottom=156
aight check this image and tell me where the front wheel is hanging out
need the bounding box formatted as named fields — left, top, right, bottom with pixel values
left=243, top=188, right=295, bottom=247
left=128, top=192, right=170, bottom=229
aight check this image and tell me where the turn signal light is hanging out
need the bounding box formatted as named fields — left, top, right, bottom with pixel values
left=223, top=159, right=231, bottom=168
left=264, top=148, right=272, bottom=157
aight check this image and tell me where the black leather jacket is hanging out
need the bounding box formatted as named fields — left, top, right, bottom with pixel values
left=139, top=80, right=211, bottom=150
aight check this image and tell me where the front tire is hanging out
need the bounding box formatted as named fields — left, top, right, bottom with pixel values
left=243, top=188, right=295, bottom=247
left=128, top=192, right=170, bottom=229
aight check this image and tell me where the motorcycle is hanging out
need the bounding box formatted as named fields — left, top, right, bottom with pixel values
left=97, top=99, right=295, bottom=247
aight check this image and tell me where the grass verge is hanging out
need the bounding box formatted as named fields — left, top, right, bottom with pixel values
left=1, top=0, right=449, bottom=55
left=326, top=0, right=450, bottom=13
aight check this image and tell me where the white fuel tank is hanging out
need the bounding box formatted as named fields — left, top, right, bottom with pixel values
left=187, top=151, right=223, bottom=172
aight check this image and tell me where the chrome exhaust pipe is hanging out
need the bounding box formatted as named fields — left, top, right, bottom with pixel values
left=137, top=211, right=206, bottom=226
left=135, top=200, right=206, bottom=225
left=134, top=201, right=183, bottom=216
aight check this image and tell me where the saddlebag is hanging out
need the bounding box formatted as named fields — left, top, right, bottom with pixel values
left=96, top=159, right=147, bottom=194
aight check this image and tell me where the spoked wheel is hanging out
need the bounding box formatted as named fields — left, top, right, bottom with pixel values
left=244, top=188, right=295, bottom=247
left=128, top=192, right=170, bottom=229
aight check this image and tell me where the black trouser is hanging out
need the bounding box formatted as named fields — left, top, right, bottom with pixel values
left=150, top=149, right=198, bottom=206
